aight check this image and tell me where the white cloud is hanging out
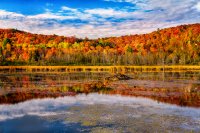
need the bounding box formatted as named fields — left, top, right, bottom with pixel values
left=194, top=2, right=200, bottom=11
left=27, top=12, right=77, bottom=20
left=85, top=8, right=129, bottom=18
left=0, top=12, right=199, bottom=39
left=104, top=0, right=148, bottom=6
left=7, top=20, right=195, bottom=39
left=104, top=0, right=199, bottom=15
left=0, top=10, right=24, bottom=19
left=61, top=6, right=78, bottom=12
left=103, top=0, right=200, bottom=24
left=0, top=0, right=199, bottom=39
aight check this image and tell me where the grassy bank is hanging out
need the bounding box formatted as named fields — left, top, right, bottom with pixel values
left=0, top=65, right=200, bottom=73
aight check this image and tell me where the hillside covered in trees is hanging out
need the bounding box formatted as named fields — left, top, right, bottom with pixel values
left=0, top=23, right=199, bottom=66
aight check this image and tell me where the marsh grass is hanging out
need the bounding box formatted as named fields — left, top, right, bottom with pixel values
left=0, top=65, right=200, bottom=73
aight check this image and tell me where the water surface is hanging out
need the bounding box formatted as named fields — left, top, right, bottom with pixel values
left=0, top=72, right=200, bottom=132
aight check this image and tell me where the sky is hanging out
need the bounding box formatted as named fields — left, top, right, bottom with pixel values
left=0, top=0, right=199, bottom=38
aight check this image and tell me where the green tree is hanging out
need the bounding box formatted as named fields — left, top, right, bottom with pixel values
left=2, top=38, right=11, bottom=50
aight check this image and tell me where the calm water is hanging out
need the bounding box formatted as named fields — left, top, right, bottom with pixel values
left=0, top=72, right=200, bottom=133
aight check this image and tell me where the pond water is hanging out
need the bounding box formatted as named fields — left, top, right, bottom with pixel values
left=0, top=72, right=200, bottom=133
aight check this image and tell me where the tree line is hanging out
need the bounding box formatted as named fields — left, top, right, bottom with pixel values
left=0, top=23, right=199, bottom=66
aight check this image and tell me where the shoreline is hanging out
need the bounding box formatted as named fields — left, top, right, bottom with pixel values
left=0, top=65, right=200, bottom=73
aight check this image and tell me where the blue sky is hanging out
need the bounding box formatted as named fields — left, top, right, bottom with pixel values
left=0, top=0, right=199, bottom=38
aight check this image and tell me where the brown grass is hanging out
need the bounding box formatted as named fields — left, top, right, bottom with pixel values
left=0, top=65, right=200, bottom=73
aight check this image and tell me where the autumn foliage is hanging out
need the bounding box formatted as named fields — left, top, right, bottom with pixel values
left=0, top=23, right=199, bottom=65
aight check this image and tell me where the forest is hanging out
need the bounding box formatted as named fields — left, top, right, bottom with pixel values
left=0, top=23, right=199, bottom=66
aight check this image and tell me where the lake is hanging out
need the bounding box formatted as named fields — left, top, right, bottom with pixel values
left=0, top=72, right=199, bottom=133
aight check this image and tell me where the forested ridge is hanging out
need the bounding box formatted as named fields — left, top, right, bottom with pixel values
left=0, top=23, right=199, bottom=66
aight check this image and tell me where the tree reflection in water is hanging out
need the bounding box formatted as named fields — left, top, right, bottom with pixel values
left=0, top=73, right=199, bottom=107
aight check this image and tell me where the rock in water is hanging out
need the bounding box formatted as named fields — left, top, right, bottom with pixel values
left=105, top=74, right=132, bottom=81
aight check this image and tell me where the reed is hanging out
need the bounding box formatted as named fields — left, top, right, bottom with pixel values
left=0, top=65, right=200, bottom=73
